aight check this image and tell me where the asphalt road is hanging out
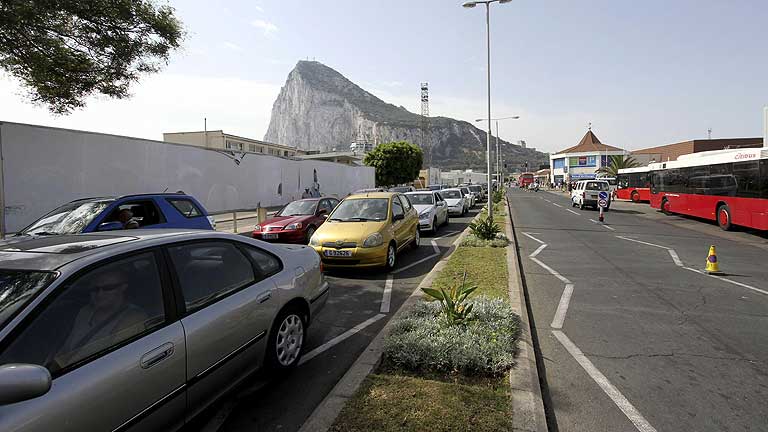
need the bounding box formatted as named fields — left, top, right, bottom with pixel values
left=508, top=188, right=768, bottom=432
left=184, top=207, right=479, bottom=432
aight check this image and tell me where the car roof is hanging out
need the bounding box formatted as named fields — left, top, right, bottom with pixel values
left=346, top=192, right=396, bottom=199
left=68, top=192, right=195, bottom=204
left=0, top=230, right=218, bottom=271
left=441, top=188, right=461, bottom=192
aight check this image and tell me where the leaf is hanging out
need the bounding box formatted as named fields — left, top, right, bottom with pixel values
left=421, top=288, right=444, bottom=300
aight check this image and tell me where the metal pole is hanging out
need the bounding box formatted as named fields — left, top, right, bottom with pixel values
left=485, top=2, right=493, bottom=220
left=0, top=122, right=5, bottom=239
left=495, top=120, right=500, bottom=184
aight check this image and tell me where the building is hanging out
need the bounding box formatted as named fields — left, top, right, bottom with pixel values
left=440, top=169, right=488, bottom=186
left=630, top=138, right=763, bottom=165
left=297, top=151, right=364, bottom=166
left=549, top=129, right=627, bottom=184
left=163, top=130, right=305, bottom=157
left=534, top=168, right=551, bottom=186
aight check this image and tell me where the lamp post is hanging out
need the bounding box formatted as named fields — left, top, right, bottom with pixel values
left=476, top=115, right=520, bottom=186
left=463, top=0, right=513, bottom=219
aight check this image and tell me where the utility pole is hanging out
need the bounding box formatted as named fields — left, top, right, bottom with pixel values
left=421, top=82, right=430, bottom=166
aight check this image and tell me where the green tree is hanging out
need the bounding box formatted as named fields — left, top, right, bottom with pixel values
left=595, top=155, right=641, bottom=177
left=0, top=0, right=184, bottom=114
left=364, top=141, right=423, bottom=187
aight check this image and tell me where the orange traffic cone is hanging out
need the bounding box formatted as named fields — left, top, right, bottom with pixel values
left=705, top=245, right=721, bottom=274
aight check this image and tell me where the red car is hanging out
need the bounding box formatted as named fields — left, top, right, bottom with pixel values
left=253, top=198, right=340, bottom=244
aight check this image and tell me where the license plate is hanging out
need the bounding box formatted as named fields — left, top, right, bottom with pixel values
left=324, top=249, right=352, bottom=257
left=262, top=233, right=278, bottom=240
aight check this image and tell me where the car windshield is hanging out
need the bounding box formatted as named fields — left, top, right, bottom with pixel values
left=460, top=188, right=470, bottom=194
left=407, top=194, right=434, bottom=205
left=278, top=200, right=317, bottom=216
left=0, top=270, right=56, bottom=329
left=442, top=190, right=462, bottom=199
left=586, top=182, right=609, bottom=191
left=469, top=186, right=482, bottom=193
left=20, top=200, right=113, bottom=236
left=329, top=198, right=389, bottom=222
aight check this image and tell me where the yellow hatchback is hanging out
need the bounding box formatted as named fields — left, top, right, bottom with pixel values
left=309, top=192, right=420, bottom=270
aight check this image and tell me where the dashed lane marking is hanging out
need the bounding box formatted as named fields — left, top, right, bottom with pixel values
left=522, top=232, right=546, bottom=244
left=380, top=276, right=393, bottom=313
left=551, top=283, right=574, bottom=329
left=530, top=244, right=547, bottom=258
left=566, top=209, right=581, bottom=215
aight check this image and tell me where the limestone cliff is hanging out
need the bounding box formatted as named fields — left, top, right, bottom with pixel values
left=265, top=61, right=548, bottom=170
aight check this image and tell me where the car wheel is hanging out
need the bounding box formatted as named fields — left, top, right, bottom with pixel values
left=717, top=204, right=732, bottom=231
left=431, top=217, right=438, bottom=234
left=385, top=242, right=397, bottom=270
left=579, top=201, right=585, bottom=210
left=267, top=307, right=305, bottom=370
left=305, top=226, right=316, bottom=244
left=631, top=191, right=640, bottom=203
left=661, top=198, right=672, bottom=215
left=411, top=228, right=420, bottom=250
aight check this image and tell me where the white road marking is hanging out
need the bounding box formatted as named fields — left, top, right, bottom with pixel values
left=552, top=202, right=563, bottom=208
left=530, top=244, right=547, bottom=258
left=380, top=276, right=393, bottom=312
left=522, top=232, right=546, bottom=244
left=431, top=239, right=440, bottom=254
left=391, top=253, right=440, bottom=275
left=530, top=257, right=572, bottom=284
left=299, top=314, right=387, bottom=365
left=668, top=249, right=683, bottom=267
left=433, top=231, right=459, bottom=240
left=684, top=267, right=768, bottom=296
left=553, top=330, right=658, bottom=432
left=551, top=283, right=574, bottom=329
left=566, top=209, right=581, bottom=215
left=616, top=236, right=670, bottom=250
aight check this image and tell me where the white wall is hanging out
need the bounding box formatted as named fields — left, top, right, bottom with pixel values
left=0, top=122, right=375, bottom=232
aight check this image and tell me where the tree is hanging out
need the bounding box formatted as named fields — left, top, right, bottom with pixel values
left=596, top=155, right=641, bottom=177
left=0, top=0, right=184, bottom=114
left=364, top=141, right=423, bottom=187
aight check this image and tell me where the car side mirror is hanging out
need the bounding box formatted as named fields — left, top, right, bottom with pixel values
left=0, top=364, right=52, bottom=405
left=392, top=213, right=405, bottom=222
left=321, top=214, right=328, bottom=220
left=317, top=208, right=328, bottom=215
left=97, top=221, right=123, bottom=232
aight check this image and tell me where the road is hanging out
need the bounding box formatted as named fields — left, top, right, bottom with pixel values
left=508, top=188, right=768, bottom=431
left=185, top=208, right=480, bottom=432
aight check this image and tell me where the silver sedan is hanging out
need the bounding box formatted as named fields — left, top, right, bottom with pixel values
left=0, top=230, right=327, bottom=431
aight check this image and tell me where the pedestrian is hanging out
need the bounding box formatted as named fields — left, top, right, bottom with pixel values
left=301, top=188, right=311, bottom=199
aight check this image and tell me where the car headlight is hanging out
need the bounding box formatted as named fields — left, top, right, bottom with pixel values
left=285, top=222, right=302, bottom=230
left=254, top=225, right=262, bottom=232
left=309, top=235, right=321, bottom=246
left=362, top=232, right=383, bottom=248
left=419, top=210, right=432, bottom=220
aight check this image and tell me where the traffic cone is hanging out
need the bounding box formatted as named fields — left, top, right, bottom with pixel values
left=705, top=245, right=721, bottom=274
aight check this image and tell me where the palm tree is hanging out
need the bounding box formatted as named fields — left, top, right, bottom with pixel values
left=595, top=155, right=641, bottom=177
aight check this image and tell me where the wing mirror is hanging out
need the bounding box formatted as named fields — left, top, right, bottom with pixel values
left=392, top=213, right=405, bottom=222
left=97, top=221, right=123, bottom=231
left=0, top=364, right=52, bottom=405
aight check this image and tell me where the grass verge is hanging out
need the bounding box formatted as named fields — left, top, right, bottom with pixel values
left=430, top=246, right=508, bottom=298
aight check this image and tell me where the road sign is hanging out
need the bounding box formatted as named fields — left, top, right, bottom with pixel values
left=598, top=199, right=608, bottom=208
left=598, top=191, right=609, bottom=201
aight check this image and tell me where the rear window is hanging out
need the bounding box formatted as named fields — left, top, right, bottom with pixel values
left=586, top=182, right=609, bottom=191
left=167, top=198, right=203, bottom=218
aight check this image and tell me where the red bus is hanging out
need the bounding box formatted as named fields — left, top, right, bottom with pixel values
left=649, top=147, right=768, bottom=231
left=616, top=167, right=651, bottom=203
left=519, top=173, right=535, bottom=188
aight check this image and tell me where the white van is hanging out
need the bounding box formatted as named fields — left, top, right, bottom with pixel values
left=571, top=179, right=611, bottom=210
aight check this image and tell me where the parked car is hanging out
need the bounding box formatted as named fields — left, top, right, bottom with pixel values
left=352, top=188, right=386, bottom=194
left=405, top=191, right=449, bottom=234
left=427, top=185, right=442, bottom=191
left=309, top=192, right=419, bottom=270
left=459, top=187, right=476, bottom=207
left=0, top=230, right=327, bottom=432
left=253, top=198, right=339, bottom=244
left=389, top=186, right=415, bottom=193
left=571, top=180, right=611, bottom=210
left=467, top=184, right=485, bottom=202
left=15, top=193, right=214, bottom=238
left=440, top=188, right=469, bottom=216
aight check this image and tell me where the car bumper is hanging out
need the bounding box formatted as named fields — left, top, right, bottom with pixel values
left=253, top=230, right=307, bottom=243
left=418, top=217, right=434, bottom=231
left=311, top=244, right=389, bottom=268
left=448, top=206, right=463, bottom=215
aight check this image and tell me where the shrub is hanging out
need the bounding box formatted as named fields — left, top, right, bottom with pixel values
left=383, top=297, right=521, bottom=376
left=462, top=233, right=509, bottom=248
left=469, top=216, right=501, bottom=241
left=422, top=271, right=477, bottom=326
left=492, top=190, right=504, bottom=204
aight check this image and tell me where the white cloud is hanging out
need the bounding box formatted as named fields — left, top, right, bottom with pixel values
left=251, top=19, right=278, bottom=38
left=0, top=73, right=282, bottom=141
left=254, top=5, right=264, bottom=12
left=222, top=41, right=243, bottom=52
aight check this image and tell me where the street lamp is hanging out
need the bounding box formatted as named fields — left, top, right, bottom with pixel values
left=476, top=115, right=520, bottom=185
left=463, top=0, right=513, bottom=220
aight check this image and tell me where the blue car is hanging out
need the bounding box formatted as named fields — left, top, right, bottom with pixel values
left=17, top=193, right=215, bottom=236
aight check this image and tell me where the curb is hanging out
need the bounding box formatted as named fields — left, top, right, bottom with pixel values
left=504, top=197, right=549, bottom=432
left=297, top=216, right=478, bottom=432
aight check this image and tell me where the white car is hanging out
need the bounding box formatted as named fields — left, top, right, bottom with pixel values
left=571, top=180, right=611, bottom=210
left=459, top=187, right=476, bottom=207
left=405, top=191, right=449, bottom=234
left=440, top=188, right=468, bottom=216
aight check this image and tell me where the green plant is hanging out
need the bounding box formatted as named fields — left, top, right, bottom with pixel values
left=492, top=190, right=504, bottom=204
left=468, top=216, right=501, bottom=241
left=595, top=155, right=641, bottom=177
left=462, top=234, right=509, bottom=248
left=422, top=271, right=477, bottom=326
left=363, top=141, right=423, bottom=187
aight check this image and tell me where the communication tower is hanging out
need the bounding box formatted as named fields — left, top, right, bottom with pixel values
left=420, top=82, right=431, bottom=165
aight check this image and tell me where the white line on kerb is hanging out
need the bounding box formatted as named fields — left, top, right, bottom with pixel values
left=530, top=244, right=547, bottom=258
left=551, top=283, right=574, bottom=329
left=530, top=257, right=572, bottom=284
left=299, top=314, right=387, bottom=365
left=566, top=209, right=581, bottom=215
left=552, top=330, right=658, bottom=432
left=522, top=232, right=545, bottom=244
left=380, top=276, right=393, bottom=313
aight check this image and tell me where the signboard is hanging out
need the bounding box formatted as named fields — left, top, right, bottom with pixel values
left=569, top=156, right=597, bottom=167
left=598, top=199, right=608, bottom=208
left=598, top=191, right=609, bottom=208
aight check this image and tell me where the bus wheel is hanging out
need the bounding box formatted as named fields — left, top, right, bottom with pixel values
left=631, top=191, right=640, bottom=203
left=661, top=199, right=672, bottom=215
left=717, top=205, right=732, bottom=231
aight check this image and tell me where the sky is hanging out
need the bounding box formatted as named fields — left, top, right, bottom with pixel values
left=0, top=0, right=766, bottom=153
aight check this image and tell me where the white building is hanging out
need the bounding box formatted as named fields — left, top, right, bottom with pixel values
left=549, top=129, right=627, bottom=184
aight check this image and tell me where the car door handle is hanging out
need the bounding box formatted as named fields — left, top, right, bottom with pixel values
left=257, top=291, right=272, bottom=304
left=141, top=343, right=174, bottom=369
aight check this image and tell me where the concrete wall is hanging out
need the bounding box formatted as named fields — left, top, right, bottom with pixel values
left=0, top=122, right=375, bottom=233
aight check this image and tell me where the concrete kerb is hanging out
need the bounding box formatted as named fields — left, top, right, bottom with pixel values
left=297, top=215, right=479, bottom=432
left=504, top=196, right=549, bottom=432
